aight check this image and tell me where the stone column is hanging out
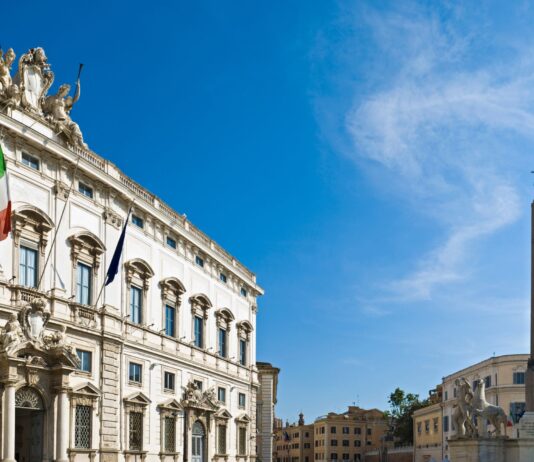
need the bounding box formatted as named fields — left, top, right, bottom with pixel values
left=3, top=381, right=16, bottom=462
left=56, top=388, right=70, bottom=462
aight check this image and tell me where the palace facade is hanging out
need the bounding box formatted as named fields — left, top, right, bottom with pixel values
left=0, top=46, right=269, bottom=462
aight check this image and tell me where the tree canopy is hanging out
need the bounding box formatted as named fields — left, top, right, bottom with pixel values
left=384, top=387, right=429, bottom=445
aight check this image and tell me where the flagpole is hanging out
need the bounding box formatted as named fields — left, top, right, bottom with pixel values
left=37, top=158, right=80, bottom=291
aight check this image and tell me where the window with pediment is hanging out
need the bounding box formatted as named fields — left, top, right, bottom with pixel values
left=69, top=383, right=100, bottom=452
left=236, top=321, right=253, bottom=367
left=235, top=414, right=250, bottom=457
left=159, top=277, right=186, bottom=338
left=11, top=206, right=53, bottom=291
left=158, top=399, right=182, bottom=454
left=125, top=259, right=154, bottom=325
left=215, top=308, right=234, bottom=358
left=190, top=294, right=212, bottom=349
left=124, top=392, right=151, bottom=453
left=67, top=231, right=105, bottom=306
left=215, top=408, right=232, bottom=455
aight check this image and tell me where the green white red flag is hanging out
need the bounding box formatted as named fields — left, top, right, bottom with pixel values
left=0, top=144, right=12, bottom=241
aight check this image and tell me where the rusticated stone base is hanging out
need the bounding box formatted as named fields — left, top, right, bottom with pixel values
left=449, top=436, right=534, bottom=462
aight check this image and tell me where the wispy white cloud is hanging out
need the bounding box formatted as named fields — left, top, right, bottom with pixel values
left=337, top=4, right=532, bottom=302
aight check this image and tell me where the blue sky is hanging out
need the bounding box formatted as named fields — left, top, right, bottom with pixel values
left=4, top=1, right=533, bottom=422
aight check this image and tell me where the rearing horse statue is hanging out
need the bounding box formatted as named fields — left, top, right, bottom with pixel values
left=472, top=378, right=508, bottom=436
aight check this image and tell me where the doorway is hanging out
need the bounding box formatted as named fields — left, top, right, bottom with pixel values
left=192, top=421, right=206, bottom=462
left=14, top=387, right=44, bottom=462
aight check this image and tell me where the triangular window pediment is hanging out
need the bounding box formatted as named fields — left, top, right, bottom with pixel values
left=158, top=398, right=182, bottom=411
left=72, top=382, right=100, bottom=398
left=235, top=413, right=251, bottom=423
left=215, top=408, right=233, bottom=419
left=124, top=391, right=151, bottom=406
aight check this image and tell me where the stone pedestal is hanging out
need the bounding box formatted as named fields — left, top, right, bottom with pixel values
left=449, top=438, right=505, bottom=462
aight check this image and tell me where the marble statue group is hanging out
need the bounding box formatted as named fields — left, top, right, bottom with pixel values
left=0, top=46, right=86, bottom=148
left=452, top=377, right=508, bottom=438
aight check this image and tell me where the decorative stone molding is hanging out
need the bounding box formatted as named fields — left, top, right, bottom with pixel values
left=159, top=277, right=186, bottom=305
left=189, top=294, right=212, bottom=320
left=236, top=321, right=253, bottom=341
left=215, top=308, right=235, bottom=331
left=54, top=180, right=70, bottom=200
left=103, top=207, right=122, bottom=229
left=11, top=204, right=54, bottom=256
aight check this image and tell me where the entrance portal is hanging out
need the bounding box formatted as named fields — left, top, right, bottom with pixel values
left=192, top=421, right=206, bottom=462
left=14, top=387, right=44, bottom=462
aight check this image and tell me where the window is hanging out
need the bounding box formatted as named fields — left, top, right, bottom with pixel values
left=510, top=402, right=526, bottom=424
left=75, top=405, right=92, bottom=448
left=331, top=426, right=337, bottom=434
left=238, top=392, right=246, bottom=408
left=218, top=328, right=227, bottom=357
left=342, top=455, right=349, bottom=460
left=194, top=316, right=203, bottom=348
left=164, top=372, right=175, bottom=391
left=433, top=417, right=439, bottom=432
left=240, top=287, right=247, bottom=297
left=453, top=387, right=457, bottom=398
left=165, top=305, right=176, bottom=337
left=164, top=416, right=176, bottom=452
left=366, top=428, right=372, bottom=436
left=195, top=255, right=204, bottom=267
left=342, top=440, right=349, bottom=447
left=331, top=454, right=338, bottom=460
left=78, top=182, right=93, bottom=198
left=424, top=420, right=430, bottom=433
left=132, top=215, right=144, bottom=228
left=445, top=391, right=448, bottom=401
left=19, top=246, right=38, bottom=287
left=354, top=440, right=361, bottom=447
left=218, top=387, right=226, bottom=403
left=129, top=411, right=143, bottom=450
left=129, top=362, right=142, bottom=384
left=331, top=440, right=338, bottom=446
left=218, top=424, right=227, bottom=454
left=417, top=422, right=422, bottom=434
left=166, top=236, right=177, bottom=249
left=76, top=349, right=92, bottom=373
left=194, top=380, right=203, bottom=391
left=130, top=286, right=142, bottom=324
left=238, top=427, right=247, bottom=455
left=354, top=428, right=361, bottom=435
left=443, top=416, right=449, bottom=433
left=220, top=273, right=227, bottom=283
left=485, top=375, right=492, bottom=389
left=21, top=152, right=39, bottom=170
left=76, top=262, right=92, bottom=305
left=342, top=427, right=349, bottom=434
left=514, top=372, right=526, bottom=385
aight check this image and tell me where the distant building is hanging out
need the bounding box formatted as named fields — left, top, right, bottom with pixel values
left=257, top=362, right=281, bottom=462
left=441, top=354, right=528, bottom=458
left=274, top=407, right=388, bottom=462
left=413, top=403, right=442, bottom=462
left=413, top=387, right=443, bottom=462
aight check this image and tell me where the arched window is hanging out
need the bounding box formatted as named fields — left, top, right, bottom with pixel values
left=215, top=308, right=234, bottom=358
left=125, top=259, right=154, bottom=325
left=67, top=231, right=105, bottom=306
left=11, top=205, right=54, bottom=292
left=159, top=277, right=186, bottom=338
left=189, top=294, right=212, bottom=349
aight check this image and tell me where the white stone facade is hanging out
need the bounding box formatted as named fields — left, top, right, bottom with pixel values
left=0, top=47, right=264, bottom=462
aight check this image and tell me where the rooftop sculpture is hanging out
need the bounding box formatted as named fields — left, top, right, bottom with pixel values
left=0, top=46, right=87, bottom=148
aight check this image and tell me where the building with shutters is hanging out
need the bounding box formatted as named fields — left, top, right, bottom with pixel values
left=0, top=46, right=268, bottom=462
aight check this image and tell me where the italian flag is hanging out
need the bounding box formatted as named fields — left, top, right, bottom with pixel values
left=0, top=144, right=11, bottom=241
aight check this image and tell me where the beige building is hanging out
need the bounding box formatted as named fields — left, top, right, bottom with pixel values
left=441, top=354, right=528, bottom=458
left=274, top=414, right=314, bottom=462
left=413, top=402, right=442, bottom=462
left=275, top=407, right=388, bottom=462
